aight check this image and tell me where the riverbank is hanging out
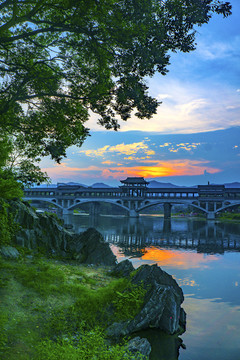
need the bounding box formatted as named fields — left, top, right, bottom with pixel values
left=0, top=254, right=144, bottom=359
left=217, top=213, right=240, bottom=222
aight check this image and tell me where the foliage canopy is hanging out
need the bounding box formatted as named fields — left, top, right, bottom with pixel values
left=0, top=0, right=232, bottom=163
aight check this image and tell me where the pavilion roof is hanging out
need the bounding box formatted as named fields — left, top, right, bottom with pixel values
left=120, top=177, right=149, bottom=184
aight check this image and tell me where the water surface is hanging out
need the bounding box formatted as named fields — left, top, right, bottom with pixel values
left=63, top=214, right=240, bottom=360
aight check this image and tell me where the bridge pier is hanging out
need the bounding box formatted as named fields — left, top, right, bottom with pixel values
left=206, top=211, right=216, bottom=220
left=128, top=209, right=139, bottom=218
left=163, top=219, right=171, bottom=234
left=62, top=208, right=73, bottom=215
left=163, top=203, right=172, bottom=219
left=90, top=202, right=100, bottom=216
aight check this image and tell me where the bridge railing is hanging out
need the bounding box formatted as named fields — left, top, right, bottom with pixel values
left=23, top=187, right=240, bottom=201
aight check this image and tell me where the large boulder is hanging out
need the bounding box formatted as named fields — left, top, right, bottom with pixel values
left=67, top=228, right=117, bottom=266
left=107, top=264, right=186, bottom=337
left=110, top=259, right=134, bottom=277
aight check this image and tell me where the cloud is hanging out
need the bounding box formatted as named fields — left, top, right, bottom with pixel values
left=168, top=142, right=202, bottom=153
left=123, top=156, right=151, bottom=161
left=107, top=78, right=240, bottom=134
left=42, top=158, right=221, bottom=183
left=80, top=141, right=155, bottom=157
left=80, top=145, right=110, bottom=157
left=159, top=142, right=172, bottom=148
left=42, top=164, right=103, bottom=180
left=157, top=93, right=172, bottom=100
left=158, top=142, right=202, bottom=153
left=101, top=160, right=116, bottom=165
left=196, top=40, right=235, bottom=60
left=101, top=159, right=221, bottom=180
left=84, top=79, right=240, bottom=134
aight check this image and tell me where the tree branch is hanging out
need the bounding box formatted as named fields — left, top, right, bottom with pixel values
left=0, top=0, right=45, bottom=34
left=16, top=92, right=85, bottom=101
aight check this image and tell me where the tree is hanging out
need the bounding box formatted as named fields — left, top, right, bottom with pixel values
left=4, top=134, right=50, bottom=186
left=0, top=0, right=232, bottom=165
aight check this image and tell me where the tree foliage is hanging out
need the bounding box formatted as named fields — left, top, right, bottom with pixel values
left=0, top=0, right=232, bottom=163
left=0, top=136, right=23, bottom=245
left=4, top=134, right=50, bottom=186
left=0, top=136, right=23, bottom=198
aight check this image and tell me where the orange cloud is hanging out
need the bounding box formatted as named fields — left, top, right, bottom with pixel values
left=102, top=160, right=116, bottom=165
left=141, top=247, right=219, bottom=269
left=42, top=164, right=103, bottom=179
left=42, top=159, right=221, bottom=182
left=80, top=141, right=155, bottom=157
left=168, top=142, right=202, bottom=153
left=101, top=159, right=221, bottom=179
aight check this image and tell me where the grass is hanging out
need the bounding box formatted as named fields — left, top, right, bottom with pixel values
left=217, top=212, right=240, bottom=222
left=0, top=253, right=146, bottom=359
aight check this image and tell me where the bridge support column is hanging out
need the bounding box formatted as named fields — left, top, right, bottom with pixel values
left=62, top=208, right=73, bottom=215
left=207, top=212, right=216, bottom=220
left=163, top=219, right=171, bottom=234
left=128, top=209, right=139, bottom=218
left=164, top=203, right=172, bottom=219
left=90, top=202, right=100, bottom=216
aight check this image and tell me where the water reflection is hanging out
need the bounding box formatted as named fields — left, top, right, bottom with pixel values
left=63, top=214, right=240, bottom=256
left=63, top=214, right=240, bottom=360
left=137, top=330, right=184, bottom=360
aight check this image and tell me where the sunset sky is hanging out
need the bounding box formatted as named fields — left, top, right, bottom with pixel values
left=41, top=0, right=240, bottom=186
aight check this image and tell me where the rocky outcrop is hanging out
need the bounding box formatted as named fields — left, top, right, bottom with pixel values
left=110, top=259, right=134, bottom=277
left=67, top=228, right=116, bottom=266
left=9, top=200, right=70, bottom=254
left=107, top=264, right=186, bottom=337
left=7, top=200, right=116, bottom=266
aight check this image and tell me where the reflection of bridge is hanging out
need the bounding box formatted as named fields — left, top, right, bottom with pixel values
left=105, top=231, right=240, bottom=255
left=103, top=219, right=240, bottom=255
left=61, top=213, right=240, bottom=255
left=24, top=177, right=240, bottom=220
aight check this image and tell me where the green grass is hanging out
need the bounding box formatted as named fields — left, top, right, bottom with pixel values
left=0, top=254, right=145, bottom=359
left=218, top=212, right=240, bottom=222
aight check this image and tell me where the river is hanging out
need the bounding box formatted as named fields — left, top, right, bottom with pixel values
left=62, top=213, right=240, bottom=360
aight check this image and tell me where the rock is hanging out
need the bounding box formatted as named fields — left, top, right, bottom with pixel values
left=0, top=246, right=20, bottom=259
left=9, top=200, right=70, bottom=254
left=110, top=259, right=134, bottom=277
left=7, top=201, right=116, bottom=266
left=131, top=264, right=184, bottom=303
left=106, top=264, right=186, bottom=337
left=126, top=337, right=151, bottom=359
left=68, top=228, right=117, bottom=266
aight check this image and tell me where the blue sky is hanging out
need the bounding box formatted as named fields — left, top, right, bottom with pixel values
left=41, top=1, right=240, bottom=186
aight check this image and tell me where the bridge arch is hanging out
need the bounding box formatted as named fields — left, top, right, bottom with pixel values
left=24, top=198, right=64, bottom=210
left=68, top=198, right=130, bottom=213
left=138, top=200, right=206, bottom=213
left=215, top=201, right=240, bottom=214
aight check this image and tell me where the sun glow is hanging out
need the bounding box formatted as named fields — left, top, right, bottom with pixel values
left=101, top=160, right=220, bottom=179
left=42, top=158, right=221, bottom=182
left=141, top=247, right=219, bottom=269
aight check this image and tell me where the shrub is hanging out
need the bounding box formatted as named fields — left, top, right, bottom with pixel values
left=36, top=329, right=138, bottom=360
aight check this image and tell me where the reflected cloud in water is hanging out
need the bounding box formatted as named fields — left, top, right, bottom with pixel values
left=140, top=247, right=219, bottom=269
left=181, top=296, right=240, bottom=360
